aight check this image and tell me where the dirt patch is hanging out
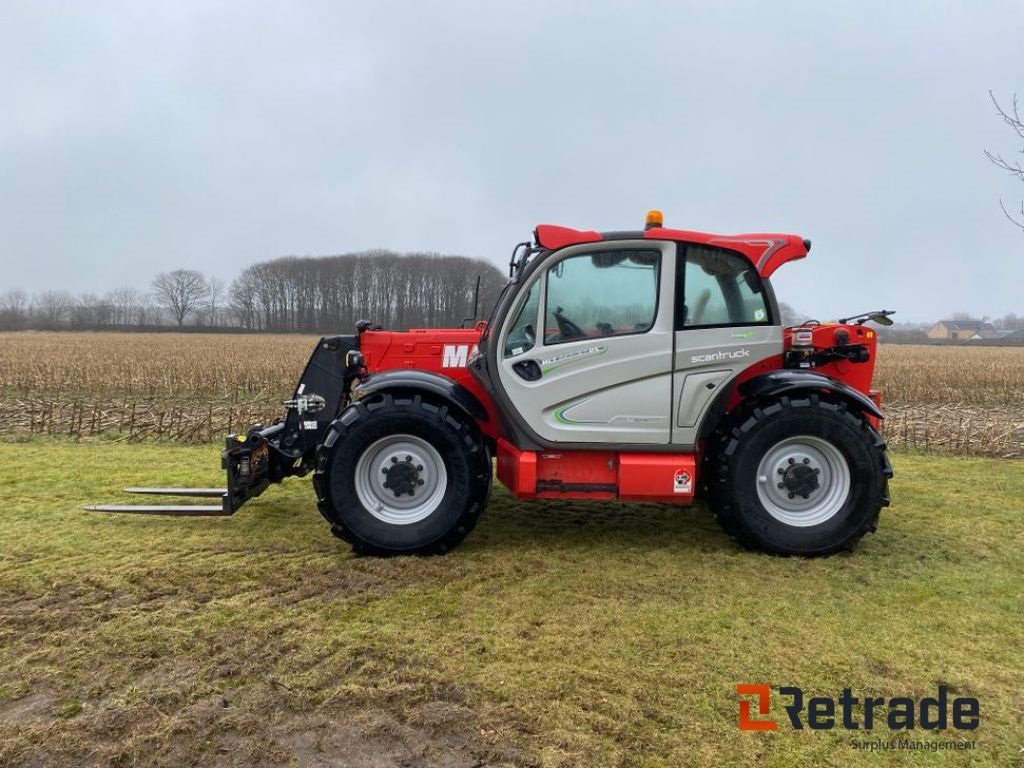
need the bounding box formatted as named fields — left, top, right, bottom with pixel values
left=0, top=690, right=57, bottom=725
left=1, top=688, right=504, bottom=768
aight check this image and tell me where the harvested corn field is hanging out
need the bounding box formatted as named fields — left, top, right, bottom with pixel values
left=0, top=333, right=1022, bottom=455
left=873, top=344, right=1024, bottom=457
left=0, top=332, right=314, bottom=442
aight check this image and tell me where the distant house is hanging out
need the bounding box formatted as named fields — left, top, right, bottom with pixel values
left=926, top=320, right=998, bottom=341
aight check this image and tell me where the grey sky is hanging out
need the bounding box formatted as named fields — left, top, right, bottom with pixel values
left=2, top=1, right=1022, bottom=322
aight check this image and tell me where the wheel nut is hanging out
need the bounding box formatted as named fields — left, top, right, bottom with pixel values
left=788, top=458, right=796, bottom=465
left=777, top=468, right=785, bottom=475
left=391, top=457, right=397, bottom=463
left=405, top=455, right=412, bottom=462
left=777, top=482, right=784, bottom=489
left=788, top=492, right=795, bottom=499
left=382, top=467, right=388, bottom=474
left=417, top=479, right=424, bottom=485
left=417, top=465, right=423, bottom=471
left=803, top=458, right=810, bottom=464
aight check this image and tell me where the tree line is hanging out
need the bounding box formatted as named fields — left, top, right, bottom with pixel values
left=0, top=250, right=507, bottom=333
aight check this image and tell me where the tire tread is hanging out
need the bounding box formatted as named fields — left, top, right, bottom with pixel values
left=312, top=393, right=489, bottom=556
left=706, top=396, right=892, bottom=557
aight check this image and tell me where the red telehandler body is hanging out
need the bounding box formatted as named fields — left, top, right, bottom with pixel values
left=89, top=212, right=893, bottom=556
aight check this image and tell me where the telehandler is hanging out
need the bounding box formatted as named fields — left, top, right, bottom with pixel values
left=89, top=211, right=893, bottom=557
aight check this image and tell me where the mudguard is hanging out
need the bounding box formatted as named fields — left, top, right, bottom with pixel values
left=353, top=369, right=490, bottom=423
left=739, top=369, right=883, bottom=420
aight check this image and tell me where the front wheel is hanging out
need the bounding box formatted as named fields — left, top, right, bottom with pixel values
left=313, top=394, right=491, bottom=555
left=706, top=396, right=891, bottom=556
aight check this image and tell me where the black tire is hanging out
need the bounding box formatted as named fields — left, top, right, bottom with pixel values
left=313, top=393, right=490, bottom=556
left=706, top=394, right=891, bottom=557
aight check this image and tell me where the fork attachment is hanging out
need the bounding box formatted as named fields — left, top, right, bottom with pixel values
left=83, top=334, right=360, bottom=519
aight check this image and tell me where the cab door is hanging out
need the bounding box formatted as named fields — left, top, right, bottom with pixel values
left=670, top=243, right=784, bottom=447
left=495, top=240, right=676, bottom=444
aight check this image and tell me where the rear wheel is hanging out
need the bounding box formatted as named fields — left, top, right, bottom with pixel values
left=313, top=393, right=490, bottom=555
left=706, top=395, right=891, bottom=556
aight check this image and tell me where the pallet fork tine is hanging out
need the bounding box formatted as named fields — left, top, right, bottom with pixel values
left=83, top=487, right=234, bottom=516
left=82, top=504, right=230, bottom=516
left=123, top=487, right=228, bottom=497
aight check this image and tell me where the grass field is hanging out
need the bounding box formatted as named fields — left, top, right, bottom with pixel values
left=1, top=333, right=1022, bottom=455
left=1, top=443, right=1021, bottom=767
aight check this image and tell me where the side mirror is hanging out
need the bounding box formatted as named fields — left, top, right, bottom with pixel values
left=742, top=270, right=764, bottom=295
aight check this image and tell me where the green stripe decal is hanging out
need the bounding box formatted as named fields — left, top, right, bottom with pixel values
left=540, top=345, right=608, bottom=376
left=554, top=405, right=575, bottom=425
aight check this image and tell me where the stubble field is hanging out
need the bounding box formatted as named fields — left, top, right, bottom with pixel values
left=0, top=332, right=1021, bottom=456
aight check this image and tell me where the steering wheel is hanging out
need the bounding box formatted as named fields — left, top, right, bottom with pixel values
left=553, top=306, right=585, bottom=339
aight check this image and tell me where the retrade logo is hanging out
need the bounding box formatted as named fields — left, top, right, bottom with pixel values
left=736, top=685, right=980, bottom=732
left=737, top=684, right=776, bottom=731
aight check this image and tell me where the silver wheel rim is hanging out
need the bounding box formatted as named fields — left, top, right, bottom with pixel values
left=354, top=435, right=447, bottom=525
left=755, top=436, right=851, bottom=527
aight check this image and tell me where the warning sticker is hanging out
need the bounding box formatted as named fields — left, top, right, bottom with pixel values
left=674, top=470, right=692, bottom=494
left=303, top=420, right=318, bottom=430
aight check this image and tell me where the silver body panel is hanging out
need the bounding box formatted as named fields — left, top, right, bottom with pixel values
left=494, top=239, right=782, bottom=446
left=497, top=240, right=676, bottom=444
left=670, top=325, right=783, bottom=445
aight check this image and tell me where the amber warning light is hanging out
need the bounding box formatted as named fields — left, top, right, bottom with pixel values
left=644, top=209, right=663, bottom=230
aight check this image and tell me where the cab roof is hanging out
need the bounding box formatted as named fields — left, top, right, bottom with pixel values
left=533, top=223, right=810, bottom=279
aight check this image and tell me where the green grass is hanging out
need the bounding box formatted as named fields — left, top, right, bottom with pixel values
left=0, top=443, right=1021, bottom=767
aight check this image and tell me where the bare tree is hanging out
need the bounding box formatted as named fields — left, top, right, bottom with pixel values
left=34, top=290, right=75, bottom=328
left=3, top=252, right=507, bottom=333
left=229, top=272, right=258, bottom=329
left=230, top=251, right=506, bottom=333
left=107, top=285, right=143, bottom=326
left=151, top=270, right=208, bottom=326
left=986, top=91, right=1024, bottom=232
left=203, top=276, right=226, bottom=327
left=0, top=289, right=29, bottom=329
left=70, top=293, right=112, bottom=327
left=136, top=294, right=162, bottom=326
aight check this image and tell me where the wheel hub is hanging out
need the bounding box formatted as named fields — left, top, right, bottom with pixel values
left=354, top=435, right=447, bottom=525
left=781, top=462, right=820, bottom=499
left=756, top=436, right=851, bottom=527
left=382, top=457, right=424, bottom=497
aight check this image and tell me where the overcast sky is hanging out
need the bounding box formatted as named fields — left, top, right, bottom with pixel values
left=2, top=1, right=1022, bottom=322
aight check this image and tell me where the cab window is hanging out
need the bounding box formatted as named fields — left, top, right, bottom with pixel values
left=503, top=281, right=539, bottom=358
left=680, top=245, right=770, bottom=328
left=544, top=249, right=660, bottom=345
